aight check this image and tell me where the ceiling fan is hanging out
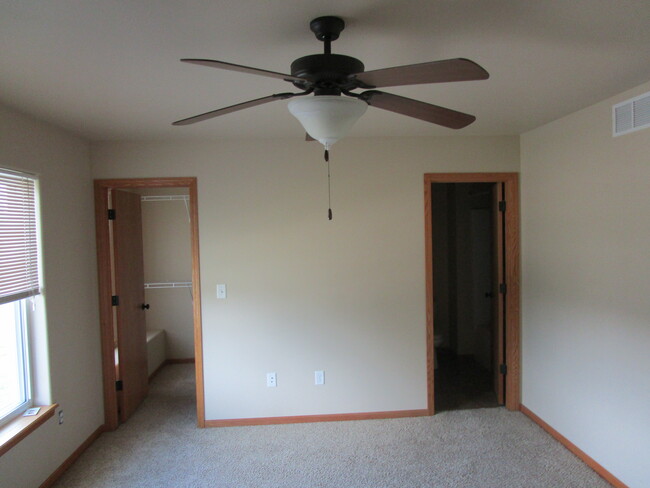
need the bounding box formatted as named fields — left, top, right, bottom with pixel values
left=173, top=16, right=489, bottom=148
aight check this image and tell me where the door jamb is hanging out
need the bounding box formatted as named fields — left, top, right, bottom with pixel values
left=94, top=177, right=204, bottom=430
left=424, top=173, right=520, bottom=413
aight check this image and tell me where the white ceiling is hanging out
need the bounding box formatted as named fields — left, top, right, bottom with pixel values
left=1, top=0, right=650, bottom=142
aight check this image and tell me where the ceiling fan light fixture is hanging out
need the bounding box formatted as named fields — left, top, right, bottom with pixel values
left=288, top=95, right=367, bottom=149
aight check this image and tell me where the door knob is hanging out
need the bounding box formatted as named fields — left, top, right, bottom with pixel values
left=141, top=303, right=150, bottom=310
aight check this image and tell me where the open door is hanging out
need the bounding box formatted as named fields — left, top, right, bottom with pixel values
left=492, top=183, right=505, bottom=405
left=112, top=189, right=149, bottom=422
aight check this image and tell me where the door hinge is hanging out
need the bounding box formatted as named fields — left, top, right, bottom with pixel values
left=115, top=380, right=123, bottom=391
left=499, top=283, right=507, bottom=294
left=108, top=209, right=116, bottom=220
left=111, top=295, right=119, bottom=306
left=498, top=201, right=506, bottom=212
left=499, top=364, right=507, bottom=375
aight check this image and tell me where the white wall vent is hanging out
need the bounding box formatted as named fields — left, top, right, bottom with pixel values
left=613, top=91, right=650, bottom=136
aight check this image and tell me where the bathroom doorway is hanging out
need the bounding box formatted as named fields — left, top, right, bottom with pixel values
left=430, top=182, right=499, bottom=412
left=424, top=173, right=520, bottom=413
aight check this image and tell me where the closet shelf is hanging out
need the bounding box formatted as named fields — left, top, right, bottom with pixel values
left=144, top=282, right=192, bottom=289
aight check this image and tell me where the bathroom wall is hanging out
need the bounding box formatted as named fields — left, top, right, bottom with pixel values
left=430, top=184, right=450, bottom=348
left=431, top=183, right=493, bottom=362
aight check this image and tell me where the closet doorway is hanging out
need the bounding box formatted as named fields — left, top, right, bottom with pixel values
left=424, top=173, right=520, bottom=413
left=94, top=178, right=204, bottom=430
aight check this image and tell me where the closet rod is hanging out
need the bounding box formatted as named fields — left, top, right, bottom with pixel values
left=144, top=281, right=192, bottom=289
left=141, top=195, right=191, bottom=222
left=141, top=195, right=189, bottom=202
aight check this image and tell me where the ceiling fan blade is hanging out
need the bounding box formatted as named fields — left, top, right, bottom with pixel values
left=181, top=59, right=304, bottom=83
left=173, top=94, right=290, bottom=126
left=362, top=91, right=476, bottom=129
left=305, top=132, right=316, bottom=142
left=354, top=58, right=489, bottom=88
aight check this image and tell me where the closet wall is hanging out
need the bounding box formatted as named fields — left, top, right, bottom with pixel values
left=141, top=191, right=194, bottom=360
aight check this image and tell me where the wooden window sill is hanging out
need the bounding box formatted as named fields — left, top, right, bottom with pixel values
left=0, top=404, right=58, bottom=457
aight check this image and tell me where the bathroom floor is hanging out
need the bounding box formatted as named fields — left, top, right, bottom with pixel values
left=434, top=349, right=499, bottom=412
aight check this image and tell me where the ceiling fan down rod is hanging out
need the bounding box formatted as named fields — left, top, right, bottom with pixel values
left=310, top=16, right=345, bottom=55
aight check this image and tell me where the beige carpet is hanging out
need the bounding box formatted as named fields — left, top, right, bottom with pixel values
left=52, top=364, right=612, bottom=488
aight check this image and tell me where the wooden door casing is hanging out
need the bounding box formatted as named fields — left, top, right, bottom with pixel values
left=95, top=177, right=203, bottom=431
left=424, top=172, right=520, bottom=413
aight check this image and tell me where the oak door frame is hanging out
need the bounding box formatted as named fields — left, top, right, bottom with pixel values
left=424, top=173, right=520, bottom=413
left=94, top=177, right=205, bottom=430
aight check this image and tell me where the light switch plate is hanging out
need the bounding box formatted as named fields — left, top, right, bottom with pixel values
left=315, top=370, right=325, bottom=385
left=216, top=284, right=227, bottom=299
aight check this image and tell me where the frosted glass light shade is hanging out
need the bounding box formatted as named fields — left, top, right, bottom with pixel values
left=288, top=95, right=367, bottom=149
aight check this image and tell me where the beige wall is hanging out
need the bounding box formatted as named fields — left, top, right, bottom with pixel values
left=141, top=198, right=194, bottom=359
left=521, top=81, right=650, bottom=488
left=0, top=105, right=102, bottom=488
left=91, top=136, right=519, bottom=420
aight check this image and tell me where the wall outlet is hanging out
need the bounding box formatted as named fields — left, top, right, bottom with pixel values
left=266, top=372, right=277, bottom=387
left=58, top=410, right=64, bottom=424
left=315, top=370, right=325, bottom=385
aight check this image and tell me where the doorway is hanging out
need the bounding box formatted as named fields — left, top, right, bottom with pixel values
left=424, top=173, right=520, bottom=414
left=94, top=178, right=204, bottom=430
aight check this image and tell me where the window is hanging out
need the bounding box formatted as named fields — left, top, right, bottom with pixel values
left=0, top=169, right=40, bottom=425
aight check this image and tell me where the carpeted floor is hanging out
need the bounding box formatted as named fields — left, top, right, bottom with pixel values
left=52, top=364, right=612, bottom=488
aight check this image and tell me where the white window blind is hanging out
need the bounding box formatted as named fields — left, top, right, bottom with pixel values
left=0, top=170, right=40, bottom=305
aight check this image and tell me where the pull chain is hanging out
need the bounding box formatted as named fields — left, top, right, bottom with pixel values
left=324, top=149, right=332, bottom=220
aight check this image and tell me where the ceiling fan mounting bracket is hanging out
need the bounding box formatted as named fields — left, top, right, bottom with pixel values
left=309, top=16, right=345, bottom=42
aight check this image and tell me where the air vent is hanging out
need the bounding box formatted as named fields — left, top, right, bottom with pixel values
left=613, top=91, right=650, bottom=136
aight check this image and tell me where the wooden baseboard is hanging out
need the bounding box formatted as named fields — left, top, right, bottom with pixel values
left=39, top=424, right=105, bottom=488
left=205, top=408, right=429, bottom=428
left=520, top=405, right=627, bottom=488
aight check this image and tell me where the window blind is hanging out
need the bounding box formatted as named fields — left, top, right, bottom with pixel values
left=0, top=169, right=40, bottom=305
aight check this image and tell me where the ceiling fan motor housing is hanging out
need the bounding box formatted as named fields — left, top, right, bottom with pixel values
left=291, top=54, right=365, bottom=95
left=290, top=16, right=367, bottom=96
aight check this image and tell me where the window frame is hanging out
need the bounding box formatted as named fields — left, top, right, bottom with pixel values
left=0, top=168, right=40, bottom=427
left=0, top=299, right=32, bottom=425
